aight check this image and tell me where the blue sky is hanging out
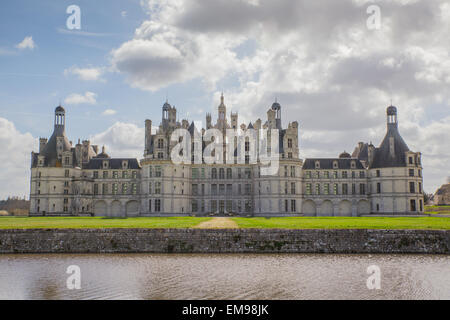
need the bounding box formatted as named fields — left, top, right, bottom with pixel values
left=0, top=0, right=449, bottom=199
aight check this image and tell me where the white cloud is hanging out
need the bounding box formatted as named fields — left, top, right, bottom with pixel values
left=64, top=66, right=104, bottom=81
left=64, top=92, right=98, bottom=105
left=102, top=109, right=117, bottom=116
left=15, top=36, right=35, bottom=50
left=0, top=118, right=38, bottom=199
left=90, top=122, right=144, bottom=159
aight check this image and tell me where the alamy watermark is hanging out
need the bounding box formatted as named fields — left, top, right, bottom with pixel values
left=66, top=5, right=81, bottom=30
left=366, top=265, right=381, bottom=290
left=66, top=265, right=81, bottom=290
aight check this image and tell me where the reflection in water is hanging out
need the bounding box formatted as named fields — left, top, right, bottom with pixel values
left=0, top=254, right=448, bottom=300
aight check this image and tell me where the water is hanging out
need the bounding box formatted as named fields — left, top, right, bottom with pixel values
left=0, top=254, right=448, bottom=300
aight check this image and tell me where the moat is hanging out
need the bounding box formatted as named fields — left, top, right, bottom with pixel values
left=0, top=253, right=448, bottom=299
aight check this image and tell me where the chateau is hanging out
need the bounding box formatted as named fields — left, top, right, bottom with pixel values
left=29, top=96, right=424, bottom=216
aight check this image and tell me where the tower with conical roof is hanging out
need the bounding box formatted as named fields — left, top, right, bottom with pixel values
left=368, top=105, right=424, bottom=214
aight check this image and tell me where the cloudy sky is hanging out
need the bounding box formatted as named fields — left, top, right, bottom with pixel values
left=0, top=0, right=449, bottom=199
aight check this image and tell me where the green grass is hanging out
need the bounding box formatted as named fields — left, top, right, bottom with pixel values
left=0, top=216, right=448, bottom=230
left=231, top=217, right=450, bottom=230
left=0, top=216, right=211, bottom=229
left=425, top=205, right=450, bottom=215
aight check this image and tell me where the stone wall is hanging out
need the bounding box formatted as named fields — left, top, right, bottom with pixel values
left=0, top=229, right=448, bottom=254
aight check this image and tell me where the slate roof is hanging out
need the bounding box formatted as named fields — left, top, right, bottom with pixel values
left=40, top=126, right=72, bottom=167
left=302, top=158, right=365, bottom=170
left=83, top=158, right=141, bottom=170
left=370, top=124, right=409, bottom=168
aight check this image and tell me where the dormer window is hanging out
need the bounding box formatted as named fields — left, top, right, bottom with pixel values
left=103, top=161, right=109, bottom=169
left=333, top=161, right=338, bottom=169
left=315, top=161, right=320, bottom=169
left=351, top=161, right=356, bottom=168
left=122, top=160, right=128, bottom=169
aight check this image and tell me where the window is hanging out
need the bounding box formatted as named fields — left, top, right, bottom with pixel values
left=409, top=157, right=413, bottom=164
left=227, top=168, right=232, bottom=179
left=237, top=168, right=242, bottom=179
left=342, top=184, right=348, bottom=195
left=315, top=184, right=320, bottom=195
left=418, top=182, right=422, bottom=193
left=132, top=183, right=137, bottom=195
left=419, top=199, right=423, bottom=212
left=342, top=171, right=348, bottom=178
left=288, top=152, right=292, bottom=159
left=102, top=184, right=108, bottom=194
left=132, top=171, right=137, bottom=179
left=192, top=184, right=198, bottom=195
left=285, top=182, right=288, bottom=194
left=306, top=171, right=311, bottom=179
left=148, top=200, right=152, bottom=212
left=333, top=171, right=338, bottom=179
left=352, top=183, right=356, bottom=195
left=360, top=183, right=366, bottom=195
left=201, top=168, right=205, bottom=179
left=192, top=168, right=199, bottom=179
left=324, top=183, right=329, bottom=195
left=65, top=170, right=70, bottom=177
left=211, top=200, right=217, bottom=212
left=377, top=183, right=381, bottom=193
left=155, top=182, right=161, bottom=194
left=112, top=183, right=118, bottom=195
left=306, top=183, right=312, bottom=195
left=245, top=184, right=251, bottom=195
left=418, top=169, right=421, bottom=177
left=155, top=166, right=162, bottom=177
left=94, top=184, right=99, bottom=195
left=103, top=171, right=108, bottom=179
left=157, top=152, right=163, bottom=159
left=155, top=199, right=161, bottom=212
left=158, top=139, right=164, bottom=148
left=211, top=184, right=217, bottom=195
left=409, top=169, right=414, bottom=177
left=324, top=171, right=329, bottom=179
left=333, top=184, right=338, bottom=195
left=352, top=171, right=355, bottom=178
left=212, top=168, right=217, bottom=179
left=113, top=171, right=118, bottom=179
left=65, top=157, right=70, bottom=165
left=376, top=170, right=381, bottom=177
left=410, top=199, right=416, bottom=211
left=219, top=168, right=225, bottom=179
left=285, top=199, right=289, bottom=212
left=288, top=138, right=293, bottom=148
left=291, top=182, right=296, bottom=195
left=291, top=166, right=295, bottom=177
left=291, top=200, right=296, bottom=212
left=122, top=183, right=128, bottom=194
left=201, top=184, right=205, bottom=195
left=192, top=200, right=198, bottom=213
left=245, top=168, right=251, bottom=179
left=285, top=166, right=289, bottom=177
left=409, top=182, right=415, bottom=193
left=122, top=171, right=128, bottom=179
left=93, top=171, right=99, bottom=179
left=360, top=171, right=365, bottom=178
left=226, top=184, right=232, bottom=195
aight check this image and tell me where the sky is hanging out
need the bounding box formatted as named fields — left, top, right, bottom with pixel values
left=0, top=0, right=449, bottom=199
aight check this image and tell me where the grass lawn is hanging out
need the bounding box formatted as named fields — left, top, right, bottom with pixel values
left=231, top=217, right=450, bottom=230
left=425, top=205, right=450, bottom=215
left=0, top=216, right=211, bottom=229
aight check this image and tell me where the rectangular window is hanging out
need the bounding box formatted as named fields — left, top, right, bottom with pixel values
left=149, top=166, right=152, bottom=177
left=324, top=183, right=329, bottom=195
left=245, top=184, right=251, bottom=195
left=306, top=183, right=312, bottom=195
left=102, top=184, right=108, bottom=194
left=201, top=168, right=205, bottom=179
left=155, top=182, right=161, bottom=194
left=192, top=184, right=198, bottom=195
left=315, top=184, right=320, bottom=195
left=227, top=168, right=232, bottom=179
left=290, top=166, right=295, bottom=177
left=360, top=171, right=365, bottom=178
left=409, top=157, right=413, bottom=164
left=333, top=171, right=338, bottom=179
left=103, top=171, right=108, bottom=179
left=226, top=200, right=232, bottom=212
left=112, top=183, right=118, bottom=195
left=342, top=171, right=348, bottom=178
left=132, top=171, right=137, bottom=179
left=122, top=183, right=128, bottom=194
left=376, top=170, right=381, bottom=177
left=409, top=182, right=415, bottom=193
left=148, top=182, right=152, bottom=194
left=324, top=171, right=329, bottom=179
left=226, top=184, right=232, bottom=195
left=211, top=200, right=217, bottom=212
left=285, top=199, right=289, bottom=212
left=201, top=184, right=205, bottom=195
left=418, top=182, right=422, bottom=193
left=291, top=182, right=296, bottom=195
left=211, top=184, right=217, bottom=195
left=410, top=199, right=416, bottom=211
left=377, top=183, right=381, bottom=193
left=155, top=199, right=161, bottom=212
left=192, top=200, right=198, bottom=213
left=93, top=171, right=99, bottom=179
left=113, top=171, right=118, bottom=179
left=219, top=184, right=225, bottom=194
left=237, top=168, right=242, bottom=179
left=306, top=171, right=311, bottom=179
left=148, top=200, right=152, bottom=212
left=360, top=183, right=366, bottom=195
left=409, top=169, right=414, bottom=177
left=288, top=138, right=292, bottom=148
left=315, top=171, right=320, bottom=179
left=333, top=184, right=338, bottom=195
left=245, top=168, right=251, bottom=179
left=65, top=170, right=70, bottom=178
left=352, top=183, right=356, bottom=195
left=155, top=166, right=162, bottom=177
left=122, top=171, right=128, bottom=179
left=342, top=184, right=348, bottom=195
left=291, top=200, right=296, bottom=212
left=132, top=183, right=137, bottom=195
left=192, top=168, right=199, bottom=179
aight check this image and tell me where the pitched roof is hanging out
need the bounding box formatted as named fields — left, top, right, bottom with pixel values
left=302, top=158, right=365, bottom=170
left=83, top=158, right=141, bottom=170
left=370, top=125, right=409, bottom=168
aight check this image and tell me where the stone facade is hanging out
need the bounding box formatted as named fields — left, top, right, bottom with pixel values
left=0, top=229, right=448, bottom=254
left=29, top=97, right=424, bottom=216
left=433, top=182, right=450, bottom=205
